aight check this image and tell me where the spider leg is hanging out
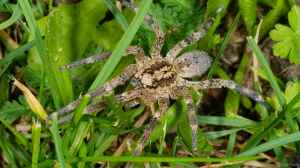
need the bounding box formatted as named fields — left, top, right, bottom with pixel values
left=166, top=20, right=212, bottom=62
left=57, top=89, right=142, bottom=124
left=120, top=0, right=164, bottom=59
left=52, top=65, right=137, bottom=118
left=133, top=97, right=170, bottom=156
left=60, top=52, right=111, bottom=70
left=127, top=45, right=147, bottom=63
left=149, top=19, right=164, bottom=58
left=187, top=79, right=265, bottom=104
left=114, top=110, right=150, bottom=156
left=185, top=96, right=199, bottom=153
left=60, top=46, right=146, bottom=70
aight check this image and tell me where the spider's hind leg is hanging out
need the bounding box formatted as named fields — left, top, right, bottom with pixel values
left=188, top=79, right=265, bottom=104
left=185, top=96, right=199, bottom=153
left=52, top=64, right=137, bottom=118
left=133, top=97, right=170, bottom=156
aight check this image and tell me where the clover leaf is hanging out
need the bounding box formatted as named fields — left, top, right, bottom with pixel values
left=270, top=5, right=300, bottom=64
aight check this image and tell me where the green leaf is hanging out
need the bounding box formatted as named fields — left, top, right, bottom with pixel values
left=270, top=5, right=300, bottom=63
left=19, top=0, right=74, bottom=108
left=286, top=82, right=300, bottom=106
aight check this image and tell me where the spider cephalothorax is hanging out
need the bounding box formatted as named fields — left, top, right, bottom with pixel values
left=54, top=16, right=265, bottom=155
left=135, top=58, right=177, bottom=89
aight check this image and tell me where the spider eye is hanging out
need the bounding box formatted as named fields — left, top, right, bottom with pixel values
left=174, top=51, right=211, bottom=78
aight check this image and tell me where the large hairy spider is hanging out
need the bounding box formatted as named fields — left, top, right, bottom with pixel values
left=54, top=17, right=265, bottom=155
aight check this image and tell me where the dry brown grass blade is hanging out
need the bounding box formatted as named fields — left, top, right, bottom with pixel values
left=13, top=78, right=48, bottom=121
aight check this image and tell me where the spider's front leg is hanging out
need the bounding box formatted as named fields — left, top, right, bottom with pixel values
left=166, top=20, right=212, bottom=62
left=60, top=52, right=111, bottom=70
left=51, top=64, right=137, bottom=118
left=149, top=19, right=165, bottom=58
left=187, top=79, right=265, bottom=104
left=57, top=89, right=142, bottom=124
left=60, top=46, right=145, bottom=70
left=126, top=45, right=147, bottom=63
left=133, top=97, right=170, bottom=156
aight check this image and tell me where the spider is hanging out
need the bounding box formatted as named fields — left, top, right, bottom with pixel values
left=53, top=17, right=265, bottom=155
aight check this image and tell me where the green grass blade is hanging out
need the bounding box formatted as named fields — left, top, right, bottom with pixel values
left=0, top=118, right=28, bottom=146
left=0, top=41, right=34, bottom=66
left=226, top=132, right=237, bottom=157
left=239, top=131, right=300, bottom=157
left=198, top=116, right=256, bottom=127
left=0, top=5, right=21, bottom=30
left=0, top=41, right=34, bottom=77
left=32, top=120, right=41, bottom=168
left=205, top=128, right=241, bottom=140
left=208, top=12, right=240, bottom=78
left=72, top=95, right=90, bottom=125
left=75, top=156, right=261, bottom=163
left=49, top=114, right=66, bottom=168
left=242, top=112, right=285, bottom=151
left=89, top=0, right=152, bottom=90
left=0, top=127, right=17, bottom=168
left=103, top=0, right=129, bottom=31
left=247, top=37, right=285, bottom=107
left=286, top=92, right=300, bottom=112
left=224, top=52, right=251, bottom=116
left=69, top=121, right=91, bottom=157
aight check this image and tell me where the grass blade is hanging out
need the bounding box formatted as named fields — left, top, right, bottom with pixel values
left=205, top=128, right=241, bottom=140
left=32, top=120, right=41, bottom=168
left=49, top=114, right=66, bottom=168
left=208, top=12, right=240, bottom=78
left=0, top=127, right=17, bottom=168
left=72, top=95, right=90, bottom=125
left=226, top=132, right=237, bottom=157
left=239, top=131, right=300, bottom=157
left=247, top=36, right=285, bottom=107
left=0, top=41, right=34, bottom=78
left=0, top=5, right=21, bottom=30
left=75, top=156, right=261, bottom=163
left=68, top=121, right=91, bottom=157
left=0, top=118, right=28, bottom=146
left=103, top=0, right=128, bottom=31
left=89, top=0, right=152, bottom=90
left=198, top=116, right=256, bottom=127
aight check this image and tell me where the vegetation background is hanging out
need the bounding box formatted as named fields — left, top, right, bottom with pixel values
left=0, top=0, right=300, bottom=167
